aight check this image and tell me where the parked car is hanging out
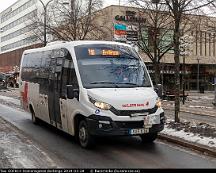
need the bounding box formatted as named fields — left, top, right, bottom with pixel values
left=5, top=72, right=19, bottom=88
left=0, top=72, right=7, bottom=89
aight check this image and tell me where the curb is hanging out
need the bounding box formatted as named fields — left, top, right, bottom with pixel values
left=158, top=134, right=216, bottom=157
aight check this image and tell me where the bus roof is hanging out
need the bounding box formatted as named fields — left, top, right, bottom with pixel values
left=23, top=41, right=132, bottom=54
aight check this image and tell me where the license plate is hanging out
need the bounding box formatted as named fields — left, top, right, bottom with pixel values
left=129, top=128, right=149, bottom=135
left=144, top=115, right=152, bottom=128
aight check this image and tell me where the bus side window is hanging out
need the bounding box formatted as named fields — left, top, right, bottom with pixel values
left=64, top=49, right=78, bottom=89
left=68, top=64, right=78, bottom=89
left=39, top=50, right=52, bottom=94
left=60, top=49, right=78, bottom=98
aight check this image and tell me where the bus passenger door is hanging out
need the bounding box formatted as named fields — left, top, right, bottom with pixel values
left=59, top=50, right=79, bottom=135
left=48, top=52, right=63, bottom=129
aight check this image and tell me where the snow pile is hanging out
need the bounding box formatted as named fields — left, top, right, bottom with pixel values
left=161, top=119, right=216, bottom=149
left=0, top=131, right=37, bottom=168
left=161, top=126, right=216, bottom=148
left=0, top=118, right=56, bottom=168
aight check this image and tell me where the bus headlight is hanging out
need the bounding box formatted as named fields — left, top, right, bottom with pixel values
left=156, top=98, right=162, bottom=108
left=94, top=101, right=111, bottom=110
left=88, top=96, right=111, bottom=110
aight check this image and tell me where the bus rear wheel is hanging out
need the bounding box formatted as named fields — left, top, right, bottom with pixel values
left=31, top=110, right=39, bottom=125
left=78, top=120, right=94, bottom=148
left=140, top=133, right=158, bottom=143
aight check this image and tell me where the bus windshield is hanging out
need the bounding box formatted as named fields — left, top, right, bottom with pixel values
left=75, top=44, right=152, bottom=89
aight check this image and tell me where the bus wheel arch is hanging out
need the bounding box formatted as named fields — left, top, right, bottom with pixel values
left=74, top=114, right=94, bottom=148
left=29, top=104, right=39, bottom=124
left=74, top=114, right=85, bottom=139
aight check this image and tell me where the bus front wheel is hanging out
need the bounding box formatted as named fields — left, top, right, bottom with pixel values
left=78, top=120, right=94, bottom=148
left=140, top=133, right=158, bottom=143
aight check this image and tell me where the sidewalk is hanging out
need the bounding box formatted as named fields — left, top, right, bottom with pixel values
left=163, top=90, right=216, bottom=117
left=159, top=91, right=216, bottom=156
left=0, top=116, right=57, bottom=168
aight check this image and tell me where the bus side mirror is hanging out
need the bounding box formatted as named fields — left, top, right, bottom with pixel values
left=154, top=84, right=163, bottom=98
left=67, top=85, right=74, bottom=99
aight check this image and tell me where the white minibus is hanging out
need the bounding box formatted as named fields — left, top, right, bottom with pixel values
left=19, top=41, right=165, bottom=148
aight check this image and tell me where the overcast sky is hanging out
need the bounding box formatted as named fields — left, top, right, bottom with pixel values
left=0, top=0, right=129, bottom=13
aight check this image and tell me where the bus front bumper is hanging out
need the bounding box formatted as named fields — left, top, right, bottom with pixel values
left=87, top=113, right=165, bottom=136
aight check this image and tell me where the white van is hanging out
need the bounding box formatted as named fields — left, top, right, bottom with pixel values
left=19, top=41, right=165, bottom=148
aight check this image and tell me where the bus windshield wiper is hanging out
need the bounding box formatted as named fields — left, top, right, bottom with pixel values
left=90, top=81, right=141, bottom=87
left=116, top=82, right=139, bottom=86
left=91, top=81, right=151, bottom=87
left=90, top=81, right=120, bottom=88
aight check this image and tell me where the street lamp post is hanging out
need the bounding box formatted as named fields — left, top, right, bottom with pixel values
left=179, top=35, right=193, bottom=104
left=39, top=0, right=54, bottom=47
left=197, top=58, right=200, bottom=92
left=182, top=51, right=186, bottom=104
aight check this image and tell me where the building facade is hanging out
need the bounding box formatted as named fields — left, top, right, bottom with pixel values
left=0, top=4, right=216, bottom=91
left=0, top=0, right=53, bottom=72
left=0, top=0, right=40, bottom=53
left=96, top=5, right=216, bottom=91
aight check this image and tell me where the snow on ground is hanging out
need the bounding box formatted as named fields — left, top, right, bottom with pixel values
left=161, top=125, right=216, bottom=149
left=0, top=131, right=38, bottom=168
left=189, top=96, right=214, bottom=100
left=0, top=117, right=57, bottom=168
left=0, top=95, right=20, bottom=105
left=188, top=105, right=214, bottom=109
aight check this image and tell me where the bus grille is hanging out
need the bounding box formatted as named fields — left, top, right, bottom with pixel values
left=110, top=106, right=158, bottom=116
left=115, top=121, right=144, bottom=128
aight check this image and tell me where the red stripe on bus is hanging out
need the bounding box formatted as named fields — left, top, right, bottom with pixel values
left=23, top=82, right=28, bottom=106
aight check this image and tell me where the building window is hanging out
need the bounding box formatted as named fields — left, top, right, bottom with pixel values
left=200, top=31, right=203, bottom=56
left=1, top=25, right=32, bottom=42
left=196, top=31, right=198, bottom=55
left=205, top=32, right=207, bottom=56
left=213, top=33, right=216, bottom=57
left=209, top=33, right=211, bottom=57
left=1, top=0, right=37, bottom=23
left=1, top=10, right=37, bottom=32
left=1, top=36, right=37, bottom=52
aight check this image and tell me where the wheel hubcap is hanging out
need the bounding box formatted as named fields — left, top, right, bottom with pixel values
left=79, top=126, right=87, bottom=142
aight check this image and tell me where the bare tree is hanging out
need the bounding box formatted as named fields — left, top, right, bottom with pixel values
left=28, top=0, right=110, bottom=43
left=130, top=0, right=174, bottom=85
left=162, top=0, right=215, bottom=122
left=130, top=0, right=214, bottom=122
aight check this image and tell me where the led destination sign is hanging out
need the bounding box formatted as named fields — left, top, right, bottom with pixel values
left=88, top=49, right=120, bottom=56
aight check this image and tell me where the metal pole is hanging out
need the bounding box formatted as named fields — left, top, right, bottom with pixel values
left=44, top=7, right=47, bottom=47
left=39, top=0, right=54, bottom=47
left=182, top=53, right=185, bottom=104
left=197, top=58, right=200, bottom=92
left=162, top=58, right=164, bottom=87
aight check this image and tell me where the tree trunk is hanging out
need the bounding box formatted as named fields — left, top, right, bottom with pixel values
left=153, top=61, right=161, bottom=85
left=173, top=18, right=181, bottom=123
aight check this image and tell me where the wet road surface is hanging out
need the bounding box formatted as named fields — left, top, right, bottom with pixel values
left=0, top=103, right=216, bottom=168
